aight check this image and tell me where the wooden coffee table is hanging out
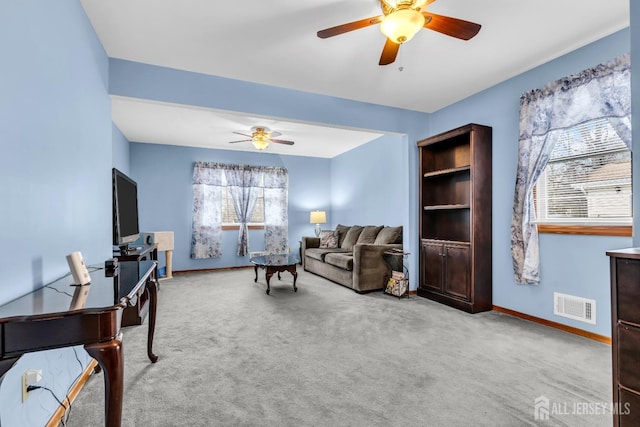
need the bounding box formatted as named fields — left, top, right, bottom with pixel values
left=250, top=253, right=300, bottom=295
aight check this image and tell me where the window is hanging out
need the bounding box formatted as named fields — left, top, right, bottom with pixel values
left=191, top=161, right=289, bottom=258
left=511, top=53, right=631, bottom=284
left=221, top=184, right=265, bottom=227
left=534, top=118, right=632, bottom=232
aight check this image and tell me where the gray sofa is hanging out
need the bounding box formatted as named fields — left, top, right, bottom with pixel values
left=301, top=224, right=403, bottom=293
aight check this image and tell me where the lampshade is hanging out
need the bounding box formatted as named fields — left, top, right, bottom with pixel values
left=252, top=135, right=269, bottom=150
left=380, top=8, right=425, bottom=44
left=310, top=211, right=326, bottom=224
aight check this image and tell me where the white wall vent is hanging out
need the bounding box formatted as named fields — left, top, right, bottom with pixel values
left=554, top=292, right=596, bottom=324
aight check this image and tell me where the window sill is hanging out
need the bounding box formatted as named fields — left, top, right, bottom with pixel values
left=222, top=225, right=265, bottom=230
left=537, top=224, right=632, bottom=237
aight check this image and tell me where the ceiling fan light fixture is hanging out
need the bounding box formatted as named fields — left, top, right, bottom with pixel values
left=380, top=8, right=425, bottom=44
left=382, top=0, right=427, bottom=8
left=252, top=135, right=269, bottom=150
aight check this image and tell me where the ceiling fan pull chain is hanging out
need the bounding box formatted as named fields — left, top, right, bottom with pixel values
left=397, top=47, right=405, bottom=72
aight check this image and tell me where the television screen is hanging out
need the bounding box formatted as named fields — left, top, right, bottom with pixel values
left=112, top=168, right=140, bottom=249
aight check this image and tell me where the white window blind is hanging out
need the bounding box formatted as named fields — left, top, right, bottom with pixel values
left=535, top=118, right=632, bottom=225
left=221, top=177, right=265, bottom=225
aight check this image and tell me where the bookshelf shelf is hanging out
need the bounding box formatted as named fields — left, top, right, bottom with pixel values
left=423, top=204, right=470, bottom=211
left=423, top=166, right=471, bottom=178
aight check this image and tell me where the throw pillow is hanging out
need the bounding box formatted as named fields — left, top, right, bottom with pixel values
left=341, top=225, right=364, bottom=250
left=319, top=230, right=339, bottom=248
left=335, top=224, right=351, bottom=247
left=374, top=226, right=403, bottom=245
left=356, top=225, right=384, bottom=244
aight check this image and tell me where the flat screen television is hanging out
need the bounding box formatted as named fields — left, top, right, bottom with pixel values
left=112, top=168, right=140, bottom=252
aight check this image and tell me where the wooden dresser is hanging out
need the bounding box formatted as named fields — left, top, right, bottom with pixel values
left=607, top=248, right=640, bottom=426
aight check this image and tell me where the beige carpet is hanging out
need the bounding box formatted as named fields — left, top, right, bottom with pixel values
left=64, top=268, right=612, bottom=427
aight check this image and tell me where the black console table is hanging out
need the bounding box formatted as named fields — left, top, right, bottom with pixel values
left=113, top=244, right=157, bottom=325
left=0, top=260, right=159, bottom=427
left=113, top=244, right=158, bottom=263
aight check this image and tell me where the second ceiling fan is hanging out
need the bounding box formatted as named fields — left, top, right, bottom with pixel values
left=228, top=127, right=294, bottom=151
left=317, top=0, right=481, bottom=65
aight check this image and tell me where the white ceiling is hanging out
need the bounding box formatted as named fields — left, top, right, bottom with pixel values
left=111, top=96, right=387, bottom=158
left=81, top=0, right=629, bottom=157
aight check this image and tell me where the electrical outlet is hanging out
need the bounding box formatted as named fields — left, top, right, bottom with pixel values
left=21, top=369, right=42, bottom=402
left=21, top=373, right=30, bottom=402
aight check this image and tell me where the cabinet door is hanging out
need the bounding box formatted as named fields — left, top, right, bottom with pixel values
left=421, top=240, right=443, bottom=292
left=616, top=258, right=640, bottom=324
left=618, top=323, right=640, bottom=392
left=444, top=244, right=470, bottom=300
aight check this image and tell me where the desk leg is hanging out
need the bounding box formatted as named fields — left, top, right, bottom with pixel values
left=85, top=333, right=124, bottom=427
left=146, top=278, right=159, bottom=363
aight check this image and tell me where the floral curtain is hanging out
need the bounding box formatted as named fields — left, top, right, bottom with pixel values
left=191, top=161, right=224, bottom=259
left=263, top=167, right=289, bottom=253
left=224, top=165, right=261, bottom=256
left=511, top=53, right=631, bottom=284
left=191, top=162, right=289, bottom=259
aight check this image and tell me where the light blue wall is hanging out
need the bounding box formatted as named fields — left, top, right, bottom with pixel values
left=129, top=133, right=411, bottom=280
left=130, top=142, right=331, bottom=270
left=112, top=123, right=130, bottom=173
left=331, top=134, right=407, bottom=228
left=428, top=28, right=632, bottom=337
left=0, top=1, right=110, bottom=426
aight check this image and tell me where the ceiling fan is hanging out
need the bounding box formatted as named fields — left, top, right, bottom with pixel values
left=228, top=126, right=295, bottom=151
left=317, top=0, right=481, bottom=65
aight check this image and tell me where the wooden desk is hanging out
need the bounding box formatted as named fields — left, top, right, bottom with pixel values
left=0, top=260, right=159, bottom=427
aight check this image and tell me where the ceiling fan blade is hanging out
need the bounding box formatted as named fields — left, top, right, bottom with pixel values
left=270, top=139, right=295, bottom=146
left=379, top=38, right=400, bottom=66
left=423, top=12, right=481, bottom=40
left=317, top=15, right=383, bottom=39
left=228, top=139, right=251, bottom=144
left=232, top=131, right=253, bottom=137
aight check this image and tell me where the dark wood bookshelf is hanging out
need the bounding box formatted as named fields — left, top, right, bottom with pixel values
left=417, top=123, right=492, bottom=313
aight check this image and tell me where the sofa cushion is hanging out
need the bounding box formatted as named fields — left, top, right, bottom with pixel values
left=319, top=230, right=339, bottom=248
left=306, top=248, right=349, bottom=262
left=374, top=226, right=403, bottom=245
left=324, top=253, right=354, bottom=271
left=341, top=226, right=364, bottom=250
left=335, top=224, right=351, bottom=247
left=357, top=226, right=383, bottom=244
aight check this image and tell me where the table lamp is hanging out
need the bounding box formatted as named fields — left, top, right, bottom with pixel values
left=310, top=210, right=326, bottom=237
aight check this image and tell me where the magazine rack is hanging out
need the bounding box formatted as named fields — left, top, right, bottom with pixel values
left=383, top=249, right=410, bottom=298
